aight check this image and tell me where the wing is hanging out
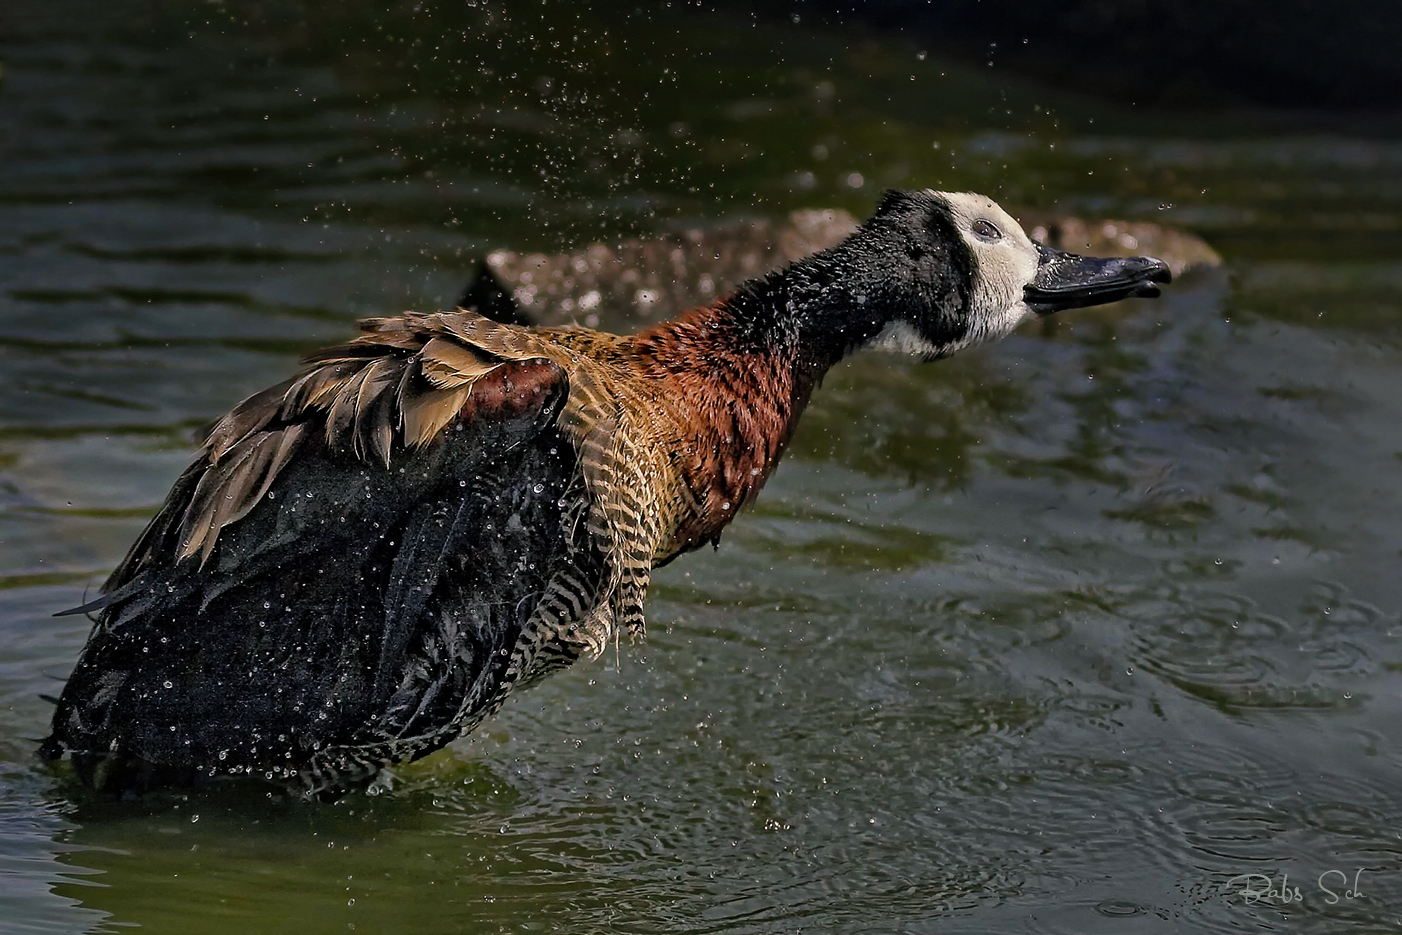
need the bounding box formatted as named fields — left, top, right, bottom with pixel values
left=43, top=314, right=603, bottom=794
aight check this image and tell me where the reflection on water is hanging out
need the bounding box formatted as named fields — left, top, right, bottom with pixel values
left=4, top=0, right=1402, bottom=932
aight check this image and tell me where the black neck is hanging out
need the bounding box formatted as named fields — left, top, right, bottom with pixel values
left=716, top=206, right=970, bottom=382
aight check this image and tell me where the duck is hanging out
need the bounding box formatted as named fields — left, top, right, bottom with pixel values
left=40, top=190, right=1171, bottom=796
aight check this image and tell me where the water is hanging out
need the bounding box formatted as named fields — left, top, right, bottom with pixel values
left=3, top=1, right=1402, bottom=932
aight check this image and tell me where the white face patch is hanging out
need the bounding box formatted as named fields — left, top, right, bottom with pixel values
left=929, top=191, right=1042, bottom=354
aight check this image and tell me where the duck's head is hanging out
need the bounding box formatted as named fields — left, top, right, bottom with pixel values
left=787, top=189, right=1172, bottom=364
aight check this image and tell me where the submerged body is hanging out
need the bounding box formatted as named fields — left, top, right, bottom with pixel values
left=41, top=191, right=1170, bottom=794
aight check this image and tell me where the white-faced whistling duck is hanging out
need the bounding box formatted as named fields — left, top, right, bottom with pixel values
left=41, top=190, right=1172, bottom=796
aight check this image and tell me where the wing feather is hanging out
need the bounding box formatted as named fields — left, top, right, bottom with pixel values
left=155, top=317, right=567, bottom=571
left=419, top=336, right=502, bottom=388
left=350, top=357, right=399, bottom=463
left=46, top=313, right=595, bottom=793
left=400, top=384, right=473, bottom=448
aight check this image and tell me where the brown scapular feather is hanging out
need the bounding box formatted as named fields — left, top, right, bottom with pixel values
left=419, top=336, right=503, bottom=388
left=171, top=321, right=563, bottom=566
left=349, top=357, right=399, bottom=464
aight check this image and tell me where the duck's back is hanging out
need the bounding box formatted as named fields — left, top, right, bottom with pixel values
left=44, top=315, right=608, bottom=793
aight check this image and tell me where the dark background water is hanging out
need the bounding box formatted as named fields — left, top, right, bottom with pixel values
left=3, top=1, right=1402, bottom=932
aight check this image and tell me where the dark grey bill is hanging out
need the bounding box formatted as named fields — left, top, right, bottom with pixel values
left=1024, top=243, right=1173, bottom=315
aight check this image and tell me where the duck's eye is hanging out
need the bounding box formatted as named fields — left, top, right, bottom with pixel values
left=971, top=219, right=1002, bottom=242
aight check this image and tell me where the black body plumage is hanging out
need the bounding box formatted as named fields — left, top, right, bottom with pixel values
left=43, top=374, right=600, bottom=792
